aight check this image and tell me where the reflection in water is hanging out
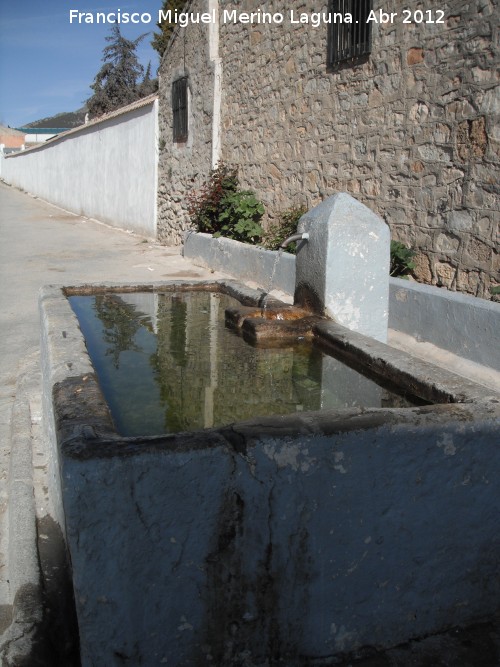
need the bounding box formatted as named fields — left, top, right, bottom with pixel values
left=69, top=291, right=415, bottom=437
left=93, top=295, right=142, bottom=368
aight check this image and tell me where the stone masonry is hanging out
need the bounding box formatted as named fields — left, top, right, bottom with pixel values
left=158, top=0, right=499, bottom=298
left=157, top=13, right=215, bottom=246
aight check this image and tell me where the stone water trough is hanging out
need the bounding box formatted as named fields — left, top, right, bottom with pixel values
left=39, top=194, right=500, bottom=666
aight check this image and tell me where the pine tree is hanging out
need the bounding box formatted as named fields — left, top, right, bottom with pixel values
left=87, top=25, right=157, bottom=118
left=139, top=62, right=158, bottom=97
left=152, top=0, right=187, bottom=58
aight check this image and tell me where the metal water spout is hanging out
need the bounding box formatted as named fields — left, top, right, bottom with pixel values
left=280, top=232, right=309, bottom=249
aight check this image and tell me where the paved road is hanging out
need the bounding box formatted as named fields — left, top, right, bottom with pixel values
left=0, top=182, right=226, bottom=661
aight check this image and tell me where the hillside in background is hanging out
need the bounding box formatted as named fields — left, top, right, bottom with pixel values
left=21, top=107, right=87, bottom=129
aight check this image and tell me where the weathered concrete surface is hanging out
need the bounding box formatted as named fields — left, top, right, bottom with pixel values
left=186, top=193, right=392, bottom=342
left=0, top=182, right=228, bottom=665
left=389, top=277, right=500, bottom=371
left=184, top=230, right=296, bottom=296
left=41, top=280, right=500, bottom=666
left=295, top=193, right=390, bottom=342
left=184, top=231, right=500, bottom=390
left=389, top=329, right=500, bottom=394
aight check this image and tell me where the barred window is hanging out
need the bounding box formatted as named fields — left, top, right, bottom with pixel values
left=172, top=77, right=188, bottom=142
left=328, top=0, right=372, bottom=68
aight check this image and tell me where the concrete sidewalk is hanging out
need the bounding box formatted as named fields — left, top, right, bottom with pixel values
left=0, top=182, right=228, bottom=663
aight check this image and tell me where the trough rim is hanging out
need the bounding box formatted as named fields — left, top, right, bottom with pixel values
left=40, top=279, right=500, bottom=460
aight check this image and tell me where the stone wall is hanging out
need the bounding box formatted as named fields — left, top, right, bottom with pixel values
left=157, top=0, right=216, bottom=246
left=157, top=0, right=499, bottom=297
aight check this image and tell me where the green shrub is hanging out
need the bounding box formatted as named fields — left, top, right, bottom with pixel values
left=262, top=205, right=308, bottom=254
left=217, top=190, right=264, bottom=243
left=390, top=240, right=416, bottom=278
left=187, top=162, right=264, bottom=244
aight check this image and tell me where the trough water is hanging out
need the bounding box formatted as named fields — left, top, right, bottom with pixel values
left=69, top=290, right=416, bottom=436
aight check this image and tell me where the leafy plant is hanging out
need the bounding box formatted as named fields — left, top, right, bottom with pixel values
left=187, top=162, right=264, bottom=245
left=262, top=206, right=307, bottom=254
left=490, top=285, right=500, bottom=295
left=390, top=240, right=416, bottom=278
left=217, top=191, right=264, bottom=243
left=187, top=162, right=238, bottom=234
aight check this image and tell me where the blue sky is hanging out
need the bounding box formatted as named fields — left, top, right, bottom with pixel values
left=0, top=0, right=162, bottom=128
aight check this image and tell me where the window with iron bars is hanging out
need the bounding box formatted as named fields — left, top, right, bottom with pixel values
left=328, top=0, right=372, bottom=68
left=172, top=77, right=188, bottom=142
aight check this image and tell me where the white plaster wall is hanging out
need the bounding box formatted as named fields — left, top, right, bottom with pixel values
left=2, top=101, right=158, bottom=237
left=25, top=133, right=58, bottom=143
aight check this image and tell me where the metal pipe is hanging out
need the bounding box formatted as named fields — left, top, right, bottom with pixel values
left=280, top=232, right=309, bottom=249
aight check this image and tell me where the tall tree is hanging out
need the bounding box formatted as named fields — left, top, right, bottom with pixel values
left=152, top=0, right=187, bottom=58
left=139, top=62, right=158, bottom=98
left=87, top=25, right=157, bottom=118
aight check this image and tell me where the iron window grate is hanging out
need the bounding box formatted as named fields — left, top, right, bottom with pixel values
left=328, top=0, right=372, bottom=67
left=172, top=77, right=188, bottom=142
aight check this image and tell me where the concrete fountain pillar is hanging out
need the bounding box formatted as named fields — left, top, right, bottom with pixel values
left=295, top=193, right=390, bottom=343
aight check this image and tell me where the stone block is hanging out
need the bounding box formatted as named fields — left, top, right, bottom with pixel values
left=457, top=269, right=481, bottom=294
left=413, top=252, right=433, bottom=283
left=296, top=193, right=390, bottom=342
left=436, top=232, right=460, bottom=253
left=435, top=261, right=456, bottom=287
left=407, top=48, right=424, bottom=65
left=466, top=237, right=493, bottom=264
left=457, top=117, right=488, bottom=161
left=481, top=86, right=500, bottom=115
left=446, top=210, right=474, bottom=232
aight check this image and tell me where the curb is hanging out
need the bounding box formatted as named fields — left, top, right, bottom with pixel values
left=0, top=359, right=45, bottom=666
